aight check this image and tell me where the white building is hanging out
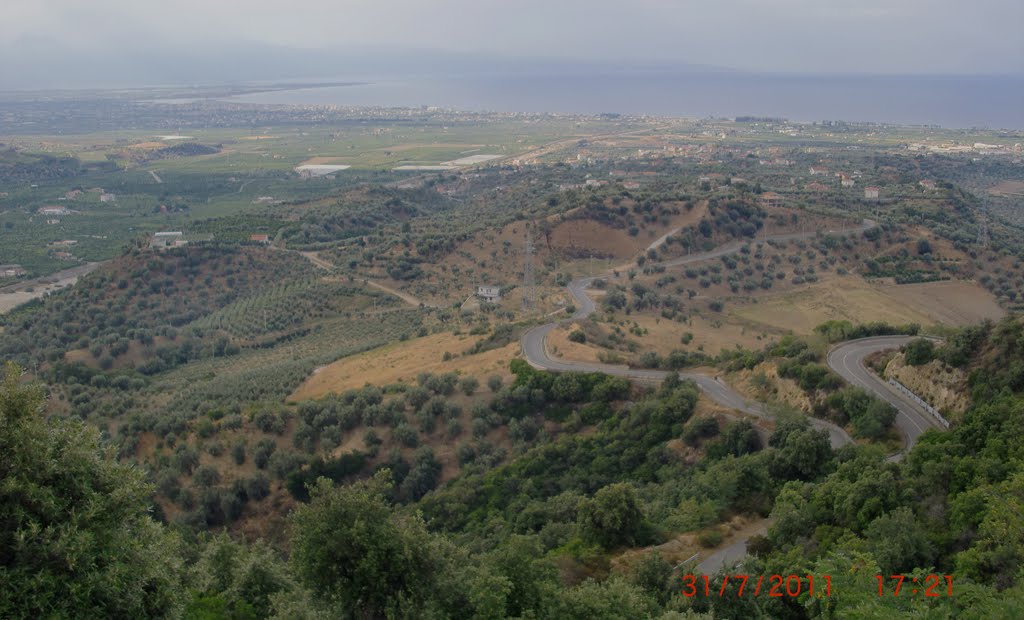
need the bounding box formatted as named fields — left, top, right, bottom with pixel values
left=476, top=285, right=501, bottom=303
left=0, top=264, right=25, bottom=278
left=150, top=231, right=186, bottom=249
left=864, top=187, right=880, bottom=200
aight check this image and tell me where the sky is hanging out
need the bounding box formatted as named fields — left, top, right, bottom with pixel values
left=2, top=0, right=1023, bottom=88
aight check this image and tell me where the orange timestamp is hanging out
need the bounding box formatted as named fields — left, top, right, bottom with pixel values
left=681, top=574, right=832, bottom=598
left=876, top=575, right=953, bottom=597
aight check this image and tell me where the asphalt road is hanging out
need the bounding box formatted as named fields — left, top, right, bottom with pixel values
left=522, top=220, right=880, bottom=450
left=695, top=539, right=750, bottom=575
left=827, top=336, right=947, bottom=450
left=694, top=521, right=772, bottom=575
left=520, top=219, right=946, bottom=573
left=524, top=219, right=947, bottom=454
left=522, top=321, right=853, bottom=448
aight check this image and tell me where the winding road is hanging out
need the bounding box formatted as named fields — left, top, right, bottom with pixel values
left=523, top=220, right=881, bottom=448
left=827, top=336, right=947, bottom=448
left=519, top=219, right=950, bottom=572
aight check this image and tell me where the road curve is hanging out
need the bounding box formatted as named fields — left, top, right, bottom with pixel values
left=523, top=218, right=945, bottom=452
left=522, top=321, right=852, bottom=448
left=694, top=521, right=772, bottom=575
left=523, top=218, right=944, bottom=452
left=827, top=336, right=946, bottom=451
left=519, top=218, right=947, bottom=573
left=522, top=220, right=880, bottom=449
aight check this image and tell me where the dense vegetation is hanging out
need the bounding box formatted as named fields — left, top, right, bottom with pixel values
left=0, top=246, right=315, bottom=368
left=0, top=364, right=182, bottom=617
left=8, top=310, right=1024, bottom=617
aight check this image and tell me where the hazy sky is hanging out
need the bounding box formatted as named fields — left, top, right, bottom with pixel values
left=5, top=0, right=1023, bottom=76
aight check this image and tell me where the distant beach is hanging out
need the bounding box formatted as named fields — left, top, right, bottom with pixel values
left=225, top=72, right=1024, bottom=129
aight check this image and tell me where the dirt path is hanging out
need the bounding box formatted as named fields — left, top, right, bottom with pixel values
left=294, top=250, right=428, bottom=308
left=362, top=279, right=427, bottom=308
left=644, top=201, right=710, bottom=254
left=0, top=262, right=102, bottom=314
left=601, top=200, right=711, bottom=273
left=298, top=251, right=336, bottom=271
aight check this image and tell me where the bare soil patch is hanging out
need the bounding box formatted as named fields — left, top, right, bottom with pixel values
left=734, top=276, right=1002, bottom=334
left=549, top=201, right=708, bottom=260
left=988, top=180, right=1024, bottom=197
left=290, top=332, right=518, bottom=400
left=878, top=279, right=1004, bottom=325
left=299, top=156, right=354, bottom=165
left=547, top=323, right=604, bottom=363
left=632, top=314, right=769, bottom=357
left=730, top=361, right=813, bottom=413
left=884, top=353, right=970, bottom=421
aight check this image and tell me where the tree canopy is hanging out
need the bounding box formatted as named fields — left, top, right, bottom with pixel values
left=0, top=363, right=183, bottom=618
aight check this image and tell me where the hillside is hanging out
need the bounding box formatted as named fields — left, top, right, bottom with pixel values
left=6, top=314, right=1024, bottom=616
left=5, top=106, right=1024, bottom=618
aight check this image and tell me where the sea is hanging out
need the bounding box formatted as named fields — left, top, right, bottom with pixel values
left=226, top=72, right=1024, bottom=130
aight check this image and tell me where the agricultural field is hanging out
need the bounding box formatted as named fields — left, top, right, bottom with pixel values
left=290, top=330, right=519, bottom=400
left=0, top=115, right=623, bottom=276
left=5, top=92, right=1024, bottom=618
left=987, top=179, right=1024, bottom=197
left=733, top=275, right=1004, bottom=334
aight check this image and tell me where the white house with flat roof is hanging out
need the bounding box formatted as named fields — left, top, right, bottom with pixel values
left=150, top=231, right=186, bottom=249
left=476, top=285, right=501, bottom=303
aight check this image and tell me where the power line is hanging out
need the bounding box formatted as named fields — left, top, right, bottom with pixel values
left=522, top=226, right=535, bottom=312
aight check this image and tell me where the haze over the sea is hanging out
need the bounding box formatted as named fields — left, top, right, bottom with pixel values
left=228, top=72, right=1024, bottom=130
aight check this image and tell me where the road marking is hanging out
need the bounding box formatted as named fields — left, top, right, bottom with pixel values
left=830, top=340, right=935, bottom=443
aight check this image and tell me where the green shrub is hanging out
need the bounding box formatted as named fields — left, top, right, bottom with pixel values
left=904, top=338, right=936, bottom=366
left=697, top=529, right=724, bottom=548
